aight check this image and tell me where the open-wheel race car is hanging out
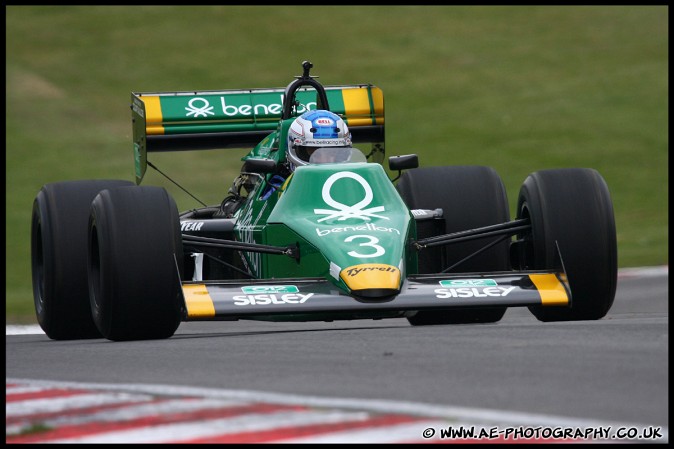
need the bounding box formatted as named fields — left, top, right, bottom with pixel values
left=31, top=61, right=617, bottom=341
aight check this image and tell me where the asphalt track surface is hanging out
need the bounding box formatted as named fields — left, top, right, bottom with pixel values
left=6, top=268, right=668, bottom=442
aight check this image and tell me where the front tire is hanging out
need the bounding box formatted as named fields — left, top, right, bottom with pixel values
left=396, top=166, right=511, bottom=325
left=88, top=186, right=184, bottom=341
left=515, top=168, right=617, bottom=321
left=31, top=180, right=135, bottom=340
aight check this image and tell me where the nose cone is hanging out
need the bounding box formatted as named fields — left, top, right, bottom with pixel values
left=340, top=264, right=401, bottom=298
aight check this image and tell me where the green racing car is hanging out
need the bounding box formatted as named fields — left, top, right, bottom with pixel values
left=31, top=61, right=617, bottom=341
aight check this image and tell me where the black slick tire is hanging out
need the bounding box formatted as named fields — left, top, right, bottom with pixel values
left=88, top=185, right=184, bottom=341
left=516, top=168, right=617, bottom=321
left=31, top=179, right=135, bottom=340
left=396, top=166, right=511, bottom=325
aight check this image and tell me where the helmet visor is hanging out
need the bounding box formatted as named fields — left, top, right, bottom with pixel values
left=308, top=147, right=367, bottom=164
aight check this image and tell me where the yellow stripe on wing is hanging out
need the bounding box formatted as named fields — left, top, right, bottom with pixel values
left=183, top=284, right=215, bottom=318
left=342, top=87, right=384, bottom=126
left=370, top=87, right=384, bottom=125
left=141, top=96, right=165, bottom=135
left=529, top=274, right=570, bottom=306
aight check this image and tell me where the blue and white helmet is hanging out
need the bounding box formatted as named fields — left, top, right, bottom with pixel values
left=287, top=110, right=352, bottom=170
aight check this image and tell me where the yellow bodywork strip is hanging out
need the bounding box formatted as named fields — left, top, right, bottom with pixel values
left=183, top=284, right=215, bottom=318
left=340, top=264, right=401, bottom=291
left=141, top=96, right=165, bottom=135
left=529, top=274, right=570, bottom=306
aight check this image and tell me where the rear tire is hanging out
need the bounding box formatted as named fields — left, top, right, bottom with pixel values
left=88, top=186, right=184, bottom=341
left=31, top=180, right=135, bottom=340
left=515, top=168, right=617, bottom=321
left=396, top=166, right=511, bottom=325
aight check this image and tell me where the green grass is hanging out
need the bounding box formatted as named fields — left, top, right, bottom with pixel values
left=7, top=422, right=53, bottom=438
left=6, top=6, right=668, bottom=323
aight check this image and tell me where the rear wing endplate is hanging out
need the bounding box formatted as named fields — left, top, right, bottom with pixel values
left=131, top=84, right=384, bottom=184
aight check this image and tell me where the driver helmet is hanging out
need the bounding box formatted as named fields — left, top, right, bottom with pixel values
left=287, top=110, right=352, bottom=170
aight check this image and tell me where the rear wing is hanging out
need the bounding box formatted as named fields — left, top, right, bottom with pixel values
left=131, top=84, right=384, bottom=184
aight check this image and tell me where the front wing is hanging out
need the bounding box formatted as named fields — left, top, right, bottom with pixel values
left=180, top=271, right=571, bottom=321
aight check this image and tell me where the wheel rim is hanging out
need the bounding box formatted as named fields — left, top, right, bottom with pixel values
left=32, top=216, right=46, bottom=315
left=514, top=202, right=536, bottom=271
left=88, top=221, right=103, bottom=319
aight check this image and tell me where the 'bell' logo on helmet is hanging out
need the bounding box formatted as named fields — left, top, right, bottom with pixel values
left=286, top=110, right=352, bottom=170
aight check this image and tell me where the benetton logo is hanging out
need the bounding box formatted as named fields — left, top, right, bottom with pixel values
left=314, top=171, right=388, bottom=223
left=183, top=96, right=316, bottom=118
left=241, top=285, right=299, bottom=294
left=439, top=279, right=498, bottom=287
